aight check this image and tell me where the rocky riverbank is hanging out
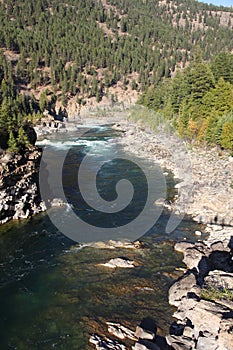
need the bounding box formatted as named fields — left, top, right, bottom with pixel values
left=111, top=118, right=233, bottom=350
left=0, top=148, right=46, bottom=224
left=167, top=237, right=233, bottom=350
left=114, top=119, right=233, bottom=228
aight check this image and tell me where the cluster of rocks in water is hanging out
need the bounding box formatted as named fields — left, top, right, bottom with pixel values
left=90, top=318, right=169, bottom=350
left=89, top=230, right=233, bottom=350
left=0, top=148, right=46, bottom=224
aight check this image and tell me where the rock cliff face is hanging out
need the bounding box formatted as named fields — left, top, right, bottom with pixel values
left=0, top=148, right=46, bottom=224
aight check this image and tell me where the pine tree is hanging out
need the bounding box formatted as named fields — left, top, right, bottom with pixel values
left=202, top=77, right=233, bottom=117
left=8, top=130, right=19, bottom=153
left=39, top=92, right=48, bottom=112
left=170, top=70, right=188, bottom=113
left=17, top=126, right=30, bottom=149
left=211, top=53, right=233, bottom=84
left=186, top=62, right=215, bottom=103
left=220, top=121, right=233, bottom=151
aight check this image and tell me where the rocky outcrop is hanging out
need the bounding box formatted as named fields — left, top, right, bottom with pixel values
left=34, top=118, right=66, bottom=137
left=0, top=148, right=46, bottom=224
left=167, top=236, right=233, bottom=350
left=90, top=318, right=170, bottom=350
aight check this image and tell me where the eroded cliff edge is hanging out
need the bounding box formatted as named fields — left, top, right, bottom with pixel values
left=0, top=147, right=45, bottom=224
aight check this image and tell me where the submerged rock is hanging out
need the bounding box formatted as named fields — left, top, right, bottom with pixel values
left=85, top=240, right=145, bottom=250
left=99, top=258, right=135, bottom=269
left=50, top=198, right=67, bottom=207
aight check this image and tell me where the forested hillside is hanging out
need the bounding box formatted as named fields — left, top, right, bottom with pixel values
left=139, top=49, right=233, bottom=151
left=0, top=0, right=233, bottom=150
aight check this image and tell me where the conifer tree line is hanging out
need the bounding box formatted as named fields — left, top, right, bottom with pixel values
left=0, top=50, right=39, bottom=152
left=0, top=0, right=232, bottom=99
left=139, top=50, right=233, bottom=151
left=0, top=0, right=232, bottom=151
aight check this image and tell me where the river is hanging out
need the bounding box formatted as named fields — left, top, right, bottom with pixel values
left=0, top=123, right=203, bottom=349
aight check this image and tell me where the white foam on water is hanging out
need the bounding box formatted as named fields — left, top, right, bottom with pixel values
left=36, top=138, right=110, bottom=149
left=77, top=124, right=110, bottom=130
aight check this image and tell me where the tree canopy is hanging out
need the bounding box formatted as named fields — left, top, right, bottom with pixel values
left=139, top=51, right=233, bottom=151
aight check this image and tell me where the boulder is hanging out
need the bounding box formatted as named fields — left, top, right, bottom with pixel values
left=89, top=334, right=126, bottom=350
left=182, top=247, right=207, bottom=271
left=50, top=198, right=66, bottom=207
left=196, top=334, right=218, bottom=350
left=135, top=326, right=155, bottom=341
left=132, top=340, right=161, bottom=350
left=107, top=322, right=136, bottom=341
left=168, top=272, right=200, bottom=307
left=175, top=298, right=230, bottom=336
left=166, top=334, right=195, bottom=350
left=204, top=270, right=233, bottom=290
left=182, top=326, right=195, bottom=340
left=210, top=241, right=231, bottom=253
left=135, top=318, right=158, bottom=340
left=174, top=242, right=211, bottom=274
left=195, top=230, right=202, bottom=236
left=218, top=318, right=233, bottom=350
left=174, top=242, right=194, bottom=254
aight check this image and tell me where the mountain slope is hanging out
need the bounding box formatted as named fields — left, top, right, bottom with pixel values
left=0, top=0, right=232, bottom=147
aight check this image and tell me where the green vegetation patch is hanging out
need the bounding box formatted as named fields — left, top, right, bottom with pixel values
left=201, top=285, right=233, bottom=302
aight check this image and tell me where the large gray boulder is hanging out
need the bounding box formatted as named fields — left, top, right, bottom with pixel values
left=168, top=272, right=201, bottom=307
left=204, top=270, right=233, bottom=290
left=132, top=340, right=161, bottom=350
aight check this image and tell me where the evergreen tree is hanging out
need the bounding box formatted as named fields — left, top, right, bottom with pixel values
left=211, top=52, right=233, bottom=84
left=17, top=126, right=30, bottom=149
left=185, top=62, right=215, bottom=103
left=202, top=77, right=233, bottom=117
left=8, top=130, right=19, bottom=153
left=220, top=120, right=233, bottom=151
left=39, top=92, right=48, bottom=112
left=170, top=71, right=188, bottom=113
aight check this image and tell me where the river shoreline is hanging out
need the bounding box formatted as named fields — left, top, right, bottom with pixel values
left=114, top=118, right=233, bottom=239
left=110, top=116, right=233, bottom=350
